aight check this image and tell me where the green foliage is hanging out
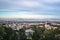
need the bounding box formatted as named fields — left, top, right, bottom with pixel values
left=32, top=26, right=45, bottom=40
left=19, top=28, right=27, bottom=40
left=0, top=24, right=60, bottom=40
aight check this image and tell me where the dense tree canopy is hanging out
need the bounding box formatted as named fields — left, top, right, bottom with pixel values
left=0, top=24, right=60, bottom=40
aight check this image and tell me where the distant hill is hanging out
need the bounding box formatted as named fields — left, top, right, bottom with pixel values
left=0, top=18, right=60, bottom=23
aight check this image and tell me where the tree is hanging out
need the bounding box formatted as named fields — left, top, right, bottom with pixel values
left=44, top=29, right=56, bottom=40
left=32, top=25, right=45, bottom=40
left=3, top=27, right=14, bottom=40
left=19, top=28, right=27, bottom=40
left=11, top=30, right=19, bottom=40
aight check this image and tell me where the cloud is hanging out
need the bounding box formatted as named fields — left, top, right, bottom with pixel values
left=0, top=12, right=59, bottom=19
left=19, top=15, right=58, bottom=19
left=0, top=0, right=60, bottom=17
left=0, top=0, right=40, bottom=11
left=20, top=1, right=40, bottom=7
left=41, top=0, right=60, bottom=3
left=0, top=14, right=58, bottom=19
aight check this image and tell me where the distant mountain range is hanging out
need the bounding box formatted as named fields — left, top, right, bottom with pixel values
left=0, top=18, right=60, bottom=22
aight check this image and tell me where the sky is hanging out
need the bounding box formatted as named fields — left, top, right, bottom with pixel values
left=0, top=0, right=60, bottom=19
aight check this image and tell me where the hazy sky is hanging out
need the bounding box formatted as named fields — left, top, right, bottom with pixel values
left=0, top=0, right=60, bottom=19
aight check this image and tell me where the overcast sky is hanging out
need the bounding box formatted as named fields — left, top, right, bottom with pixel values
left=0, top=0, right=60, bottom=19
